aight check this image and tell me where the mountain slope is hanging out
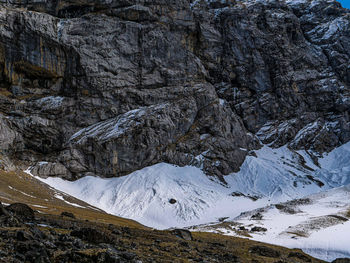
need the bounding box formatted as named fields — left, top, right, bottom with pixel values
left=26, top=142, right=350, bottom=229
left=0, top=170, right=327, bottom=263
left=0, top=0, right=348, bottom=181
left=192, top=185, right=350, bottom=262
left=0, top=169, right=145, bottom=228
left=0, top=0, right=349, bottom=262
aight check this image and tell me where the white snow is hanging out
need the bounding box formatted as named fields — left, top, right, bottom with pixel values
left=25, top=141, right=350, bottom=261
left=232, top=185, right=350, bottom=262
left=54, top=193, right=65, bottom=201
left=292, top=120, right=320, bottom=146
left=33, top=96, right=64, bottom=111
left=31, top=205, right=47, bottom=209
left=69, top=104, right=169, bottom=144
left=8, top=185, right=37, bottom=199
left=28, top=163, right=269, bottom=229
left=27, top=142, right=350, bottom=227
left=51, top=193, right=85, bottom=208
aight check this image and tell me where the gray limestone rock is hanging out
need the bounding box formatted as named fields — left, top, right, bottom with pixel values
left=0, top=0, right=348, bottom=181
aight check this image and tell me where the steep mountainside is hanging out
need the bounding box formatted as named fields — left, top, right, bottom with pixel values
left=0, top=0, right=348, bottom=182
left=0, top=0, right=349, bottom=262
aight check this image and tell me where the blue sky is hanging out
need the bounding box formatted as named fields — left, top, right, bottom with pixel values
left=338, top=0, right=350, bottom=9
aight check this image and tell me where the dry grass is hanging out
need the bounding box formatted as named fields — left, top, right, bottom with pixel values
left=192, top=221, right=253, bottom=238
left=0, top=170, right=145, bottom=229
left=0, top=88, right=12, bottom=97
left=192, top=231, right=314, bottom=263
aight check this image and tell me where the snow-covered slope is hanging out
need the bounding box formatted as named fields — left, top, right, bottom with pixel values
left=193, top=185, right=350, bottom=262
left=26, top=163, right=269, bottom=229
left=26, top=142, right=350, bottom=230
left=24, top=141, right=350, bottom=261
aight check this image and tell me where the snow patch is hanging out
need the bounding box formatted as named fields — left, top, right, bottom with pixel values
left=27, top=142, right=350, bottom=231
left=34, top=96, right=64, bottom=111
left=69, top=104, right=169, bottom=144
left=232, top=185, right=350, bottom=262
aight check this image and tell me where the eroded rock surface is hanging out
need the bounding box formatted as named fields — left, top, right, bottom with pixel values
left=0, top=0, right=348, bottom=180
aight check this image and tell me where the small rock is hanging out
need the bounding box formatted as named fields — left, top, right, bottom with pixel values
left=180, top=241, right=189, bottom=247
left=251, top=226, right=267, bottom=232
left=249, top=246, right=281, bottom=258
left=61, top=211, right=75, bottom=219
left=72, top=238, right=85, bottom=249
left=16, top=231, right=32, bottom=241
left=119, top=252, right=137, bottom=260
left=43, top=240, right=57, bottom=249
left=221, top=253, right=240, bottom=262
left=0, top=202, right=9, bottom=217
left=30, top=226, right=47, bottom=240
left=288, top=251, right=311, bottom=262
left=171, top=229, right=193, bottom=241
left=108, top=224, right=122, bottom=235
left=70, top=227, right=113, bottom=244
left=250, top=213, right=263, bottom=220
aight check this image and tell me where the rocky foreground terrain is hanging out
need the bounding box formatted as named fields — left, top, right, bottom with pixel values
left=0, top=202, right=327, bottom=263
left=0, top=0, right=348, bottom=181
left=1, top=202, right=330, bottom=263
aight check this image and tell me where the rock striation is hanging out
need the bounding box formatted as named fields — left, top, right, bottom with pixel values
left=0, top=0, right=348, bottom=181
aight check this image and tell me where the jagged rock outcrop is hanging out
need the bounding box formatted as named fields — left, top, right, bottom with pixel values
left=0, top=0, right=348, bottom=180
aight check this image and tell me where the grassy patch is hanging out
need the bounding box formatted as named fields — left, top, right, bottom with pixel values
left=0, top=170, right=145, bottom=229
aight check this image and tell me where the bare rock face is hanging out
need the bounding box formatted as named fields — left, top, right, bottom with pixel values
left=0, top=0, right=348, bottom=180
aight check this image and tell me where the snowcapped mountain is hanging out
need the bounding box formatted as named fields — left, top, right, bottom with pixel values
left=0, top=0, right=349, bottom=261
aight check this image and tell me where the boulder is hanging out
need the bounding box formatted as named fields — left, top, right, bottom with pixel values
left=6, top=203, right=35, bottom=220
left=70, top=227, right=114, bottom=244
left=249, top=246, right=281, bottom=258
left=61, top=211, right=76, bottom=219
left=288, top=251, right=311, bottom=262
left=0, top=202, right=9, bottom=216
left=171, top=229, right=193, bottom=241
left=251, top=226, right=267, bottom=232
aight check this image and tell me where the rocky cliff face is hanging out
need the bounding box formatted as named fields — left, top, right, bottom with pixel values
left=0, top=0, right=348, bottom=181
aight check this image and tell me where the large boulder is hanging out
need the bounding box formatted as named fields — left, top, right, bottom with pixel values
left=0, top=202, right=9, bottom=217
left=6, top=203, right=35, bottom=220
left=171, top=229, right=193, bottom=241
